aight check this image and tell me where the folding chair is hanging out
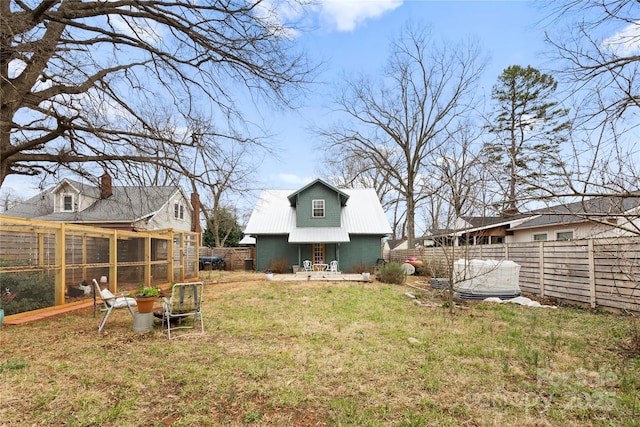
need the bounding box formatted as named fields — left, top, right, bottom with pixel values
left=92, top=278, right=137, bottom=332
left=162, top=282, right=204, bottom=339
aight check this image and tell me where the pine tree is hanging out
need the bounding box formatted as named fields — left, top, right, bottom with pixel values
left=485, top=65, right=569, bottom=213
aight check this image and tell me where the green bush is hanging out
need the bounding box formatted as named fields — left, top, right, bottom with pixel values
left=376, top=262, right=406, bottom=284
left=0, top=272, right=55, bottom=315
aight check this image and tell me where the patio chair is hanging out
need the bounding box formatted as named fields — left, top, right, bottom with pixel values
left=162, top=282, right=204, bottom=339
left=92, top=278, right=137, bottom=332
left=329, top=260, right=338, bottom=273
left=303, top=260, right=313, bottom=272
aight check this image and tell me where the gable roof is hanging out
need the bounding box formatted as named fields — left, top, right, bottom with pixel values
left=244, top=187, right=392, bottom=239
left=3, top=179, right=187, bottom=225
left=287, top=178, right=350, bottom=206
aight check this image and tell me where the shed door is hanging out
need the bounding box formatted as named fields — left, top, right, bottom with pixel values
left=312, top=243, right=325, bottom=264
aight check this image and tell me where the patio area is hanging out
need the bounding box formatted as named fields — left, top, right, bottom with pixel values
left=268, top=272, right=373, bottom=282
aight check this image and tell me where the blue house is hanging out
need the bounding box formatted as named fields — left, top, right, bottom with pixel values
left=243, top=179, right=392, bottom=273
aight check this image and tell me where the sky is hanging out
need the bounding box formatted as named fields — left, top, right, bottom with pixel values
left=0, top=0, right=598, bottom=205
left=250, top=0, right=552, bottom=189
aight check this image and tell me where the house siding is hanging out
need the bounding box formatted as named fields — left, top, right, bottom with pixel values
left=339, top=235, right=383, bottom=272
left=295, top=183, right=341, bottom=228
left=256, top=235, right=299, bottom=272
left=255, top=235, right=383, bottom=273
left=510, top=222, right=626, bottom=243
left=145, top=192, right=192, bottom=231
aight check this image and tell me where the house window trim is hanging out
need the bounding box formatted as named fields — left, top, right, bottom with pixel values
left=174, top=202, right=185, bottom=220
left=312, top=199, right=325, bottom=218
left=556, top=230, right=574, bottom=241
left=532, top=233, right=548, bottom=241
left=62, top=193, right=75, bottom=212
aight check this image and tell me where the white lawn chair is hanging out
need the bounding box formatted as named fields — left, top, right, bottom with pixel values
left=303, top=260, right=313, bottom=272
left=329, top=260, right=338, bottom=273
left=92, top=278, right=137, bottom=332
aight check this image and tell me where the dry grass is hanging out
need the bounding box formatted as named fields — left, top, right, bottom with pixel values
left=1, top=272, right=639, bottom=426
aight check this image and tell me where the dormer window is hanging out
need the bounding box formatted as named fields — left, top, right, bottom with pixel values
left=312, top=199, right=325, bottom=218
left=62, top=194, right=74, bottom=212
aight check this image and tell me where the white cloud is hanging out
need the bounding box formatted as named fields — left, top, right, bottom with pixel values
left=318, top=0, right=403, bottom=32
left=602, top=20, right=640, bottom=56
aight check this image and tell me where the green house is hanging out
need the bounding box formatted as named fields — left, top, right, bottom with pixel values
left=244, top=179, right=392, bottom=273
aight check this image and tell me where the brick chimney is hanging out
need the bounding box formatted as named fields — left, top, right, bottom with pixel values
left=100, top=173, right=112, bottom=199
left=191, top=192, right=202, bottom=235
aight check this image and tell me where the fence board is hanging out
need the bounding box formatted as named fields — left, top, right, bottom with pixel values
left=391, top=237, right=640, bottom=312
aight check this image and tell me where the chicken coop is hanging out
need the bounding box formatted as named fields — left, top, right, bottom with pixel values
left=0, top=215, right=199, bottom=316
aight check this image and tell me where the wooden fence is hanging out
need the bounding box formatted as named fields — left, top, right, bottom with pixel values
left=199, top=246, right=256, bottom=271
left=390, top=237, right=640, bottom=313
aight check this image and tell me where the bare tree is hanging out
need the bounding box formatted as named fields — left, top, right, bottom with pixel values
left=319, top=24, right=486, bottom=247
left=545, top=0, right=640, bottom=121
left=537, top=0, right=640, bottom=210
left=0, top=0, right=313, bottom=187
left=425, top=120, right=484, bottom=228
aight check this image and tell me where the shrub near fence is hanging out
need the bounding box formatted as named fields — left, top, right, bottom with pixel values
left=391, top=237, right=640, bottom=313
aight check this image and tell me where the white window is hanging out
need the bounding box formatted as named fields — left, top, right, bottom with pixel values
left=62, top=194, right=74, bottom=212
left=533, top=233, right=547, bottom=241
left=556, top=231, right=573, bottom=241
left=312, top=199, right=325, bottom=218
left=174, top=203, right=185, bottom=220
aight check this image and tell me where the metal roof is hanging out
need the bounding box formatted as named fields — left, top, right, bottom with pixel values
left=289, top=227, right=350, bottom=243
left=244, top=188, right=392, bottom=237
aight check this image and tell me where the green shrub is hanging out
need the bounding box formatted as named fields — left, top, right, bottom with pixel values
left=0, top=272, right=55, bottom=315
left=377, top=262, right=406, bottom=284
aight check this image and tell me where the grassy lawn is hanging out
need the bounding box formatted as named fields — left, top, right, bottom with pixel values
left=1, top=271, right=638, bottom=426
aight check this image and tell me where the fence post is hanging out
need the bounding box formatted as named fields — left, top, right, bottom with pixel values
left=539, top=241, right=545, bottom=298
left=588, top=239, right=596, bottom=308
left=55, top=223, right=66, bottom=305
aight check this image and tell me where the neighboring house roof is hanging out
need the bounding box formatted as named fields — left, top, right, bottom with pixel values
left=444, top=195, right=640, bottom=235
left=385, top=239, right=408, bottom=250
left=459, top=214, right=532, bottom=229
left=3, top=178, right=187, bottom=226
left=244, top=187, right=392, bottom=240
left=239, top=235, right=256, bottom=245
left=511, top=195, right=640, bottom=230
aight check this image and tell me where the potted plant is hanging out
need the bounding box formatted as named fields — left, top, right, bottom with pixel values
left=135, top=285, right=161, bottom=313
left=264, top=270, right=274, bottom=281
